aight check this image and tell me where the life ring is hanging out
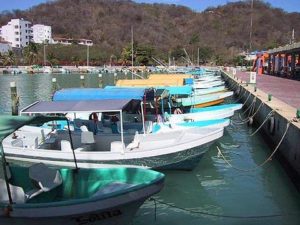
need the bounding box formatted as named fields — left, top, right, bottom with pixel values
left=268, top=115, right=275, bottom=135
left=174, top=108, right=182, bottom=114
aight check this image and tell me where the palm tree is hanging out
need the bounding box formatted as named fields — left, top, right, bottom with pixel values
left=0, top=52, right=3, bottom=66
left=3, top=50, right=15, bottom=66
left=23, top=42, right=39, bottom=65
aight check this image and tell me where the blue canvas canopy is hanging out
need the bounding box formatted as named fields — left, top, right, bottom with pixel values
left=21, top=99, right=132, bottom=114
left=106, top=85, right=192, bottom=96
left=53, top=88, right=146, bottom=101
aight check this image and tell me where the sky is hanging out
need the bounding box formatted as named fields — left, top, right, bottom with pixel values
left=0, top=0, right=299, bottom=13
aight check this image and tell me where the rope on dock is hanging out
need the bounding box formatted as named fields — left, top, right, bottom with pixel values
left=148, top=197, right=299, bottom=219
left=249, top=110, right=274, bottom=136
left=217, top=120, right=291, bottom=172
left=231, top=86, right=247, bottom=104
left=231, top=101, right=264, bottom=125
left=238, top=97, right=256, bottom=119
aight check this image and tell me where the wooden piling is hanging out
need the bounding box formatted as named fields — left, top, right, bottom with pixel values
left=80, top=75, right=85, bottom=88
left=98, top=74, right=102, bottom=88
left=10, top=81, right=19, bottom=115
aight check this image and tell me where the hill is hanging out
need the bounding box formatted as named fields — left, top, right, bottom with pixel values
left=0, top=0, right=299, bottom=65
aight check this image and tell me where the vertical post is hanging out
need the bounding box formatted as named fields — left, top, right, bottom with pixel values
left=87, top=45, right=89, bottom=68
left=120, top=111, right=124, bottom=153
left=249, top=0, right=254, bottom=52
left=197, top=47, right=200, bottom=67
left=140, top=102, right=146, bottom=135
left=114, top=72, right=118, bottom=85
left=291, top=53, right=296, bottom=77
left=98, top=73, right=102, bottom=88
left=52, top=78, right=57, bottom=93
left=10, top=81, right=19, bottom=115
left=267, top=54, right=272, bottom=74
left=43, top=43, right=46, bottom=66
left=80, top=75, right=85, bottom=88
left=271, top=54, right=276, bottom=75
left=131, top=26, right=134, bottom=80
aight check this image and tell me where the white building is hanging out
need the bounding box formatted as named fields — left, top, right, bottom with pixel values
left=32, top=24, right=52, bottom=44
left=0, top=18, right=32, bottom=48
left=0, top=40, right=11, bottom=53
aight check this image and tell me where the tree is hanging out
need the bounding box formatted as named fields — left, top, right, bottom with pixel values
left=23, top=42, right=39, bottom=65
left=0, top=52, right=3, bottom=65
left=3, top=50, right=15, bottom=66
left=135, top=44, right=154, bottom=66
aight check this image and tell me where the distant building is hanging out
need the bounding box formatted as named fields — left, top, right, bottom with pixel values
left=52, top=37, right=93, bottom=46
left=0, top=18, right=32, bottom=48
left=52, top=37, right=73, bottom=45
left=32, top=24, right=52, bottom=44
left=0, top=40, right=12, bottom=53
left=77, top=39, right=93, bottom=46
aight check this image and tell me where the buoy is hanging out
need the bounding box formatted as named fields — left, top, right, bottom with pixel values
left=268, top=115, right=275, bottom=135
left=248, top=117, right=254, bottom=126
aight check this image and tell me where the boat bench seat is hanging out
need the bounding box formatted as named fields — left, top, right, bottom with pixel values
left=29, top=163, right=63, bottom=192
left=11, top=139, right=23, bottom=147
left=0, top=179, right=43, bottom=204
left=92, top=182, right=136, bottom=197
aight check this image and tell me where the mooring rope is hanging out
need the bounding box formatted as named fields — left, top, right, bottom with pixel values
left=148, top=196, right=299, bottom=219
left=238, top=97, right=256, bottom=119
left=231, top=86, right=247, bottom=104
left=249, top=110, right=274, bottom=136
left=232, top=101, right=265, bottom=125
left=217, top=120, right=291, bottom=172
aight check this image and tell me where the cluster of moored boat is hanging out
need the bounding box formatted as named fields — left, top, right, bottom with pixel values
left=0, top=68, right=241, bottom=224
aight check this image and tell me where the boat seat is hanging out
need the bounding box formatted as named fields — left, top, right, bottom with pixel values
left=0, top=179, right=42, bottom=204
left=110, top=141, right=125, bottom=153
left=126, top=132, right=140, bottom=150
left=80, top=125, right=89, bottom=132
left=29, top=163, right=62, bottom=192
left=92, top=182, right=136, bottom=197
left=61, top=140, right=85, bottom=152
left=81, top=131, right=95, bottom=144
left=11, top=139, right=23, bottom=147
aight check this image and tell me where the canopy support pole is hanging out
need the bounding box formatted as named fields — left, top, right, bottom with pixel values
left=67, top=120, right=78, bottom=170
left=0, top=143, right=13, bottom=205
left=120, top=110, right=125, bottom=153
left=141, top=102, right=146, bottom=135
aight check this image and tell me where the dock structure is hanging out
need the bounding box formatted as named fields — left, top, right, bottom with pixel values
left=222, top=69, right=300, bottom=184
left=267, top=42, right=300, bottom=78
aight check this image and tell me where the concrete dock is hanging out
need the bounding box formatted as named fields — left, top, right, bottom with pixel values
left=222, top=69, right=300, bottom=186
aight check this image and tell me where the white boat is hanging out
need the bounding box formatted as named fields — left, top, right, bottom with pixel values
left=2, top=100, right=225, bottom=170
left=176, top=91, right=233, bottom=107
left=0, top=115, right=164, bottom=225
left=166, top=103, right=242, bottom=123
left=193, top=85, right=226, bottom=95
left=193, top=80, right=224, bottom=89
left=152, top=118, right=230, bottom=134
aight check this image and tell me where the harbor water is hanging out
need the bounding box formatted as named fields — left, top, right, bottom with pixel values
left=0, top=73, right=300, bottom=225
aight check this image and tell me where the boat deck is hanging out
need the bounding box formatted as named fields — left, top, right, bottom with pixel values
left=235, top=71, right=300, bottom=109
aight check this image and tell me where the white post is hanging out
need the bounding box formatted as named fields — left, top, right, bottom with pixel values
left=131, top=26, right=134, bottom=79
left=120, top=111, right=124, bottom=153
left=141, top=102, right=146, bottom=135
left=87, top=45, right=89, bottom=67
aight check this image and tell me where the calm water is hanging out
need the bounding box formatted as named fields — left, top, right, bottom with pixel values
left=1, top=73, right=300, bottom=225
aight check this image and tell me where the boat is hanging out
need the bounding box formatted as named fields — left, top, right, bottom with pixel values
left=0, top=115, right=165, bottom=225
left=176, top=91, right=233, bottom=108
left=2, top=100, right=225, bottom=170
left=152, top=118, right=230, bottom=134
left=166, top=104, right=242, bottom=123
left=193, top=80, right=225, bottom=89
left=193, top=85, right=226, bottom=96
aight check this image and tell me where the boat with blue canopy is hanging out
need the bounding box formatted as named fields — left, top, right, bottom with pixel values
left=0, top=115, right=164, bottom=225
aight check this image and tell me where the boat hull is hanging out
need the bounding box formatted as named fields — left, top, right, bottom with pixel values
left=0, top=179, right=164, bottom=225
left=6, top=142, right=212, bottom=171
